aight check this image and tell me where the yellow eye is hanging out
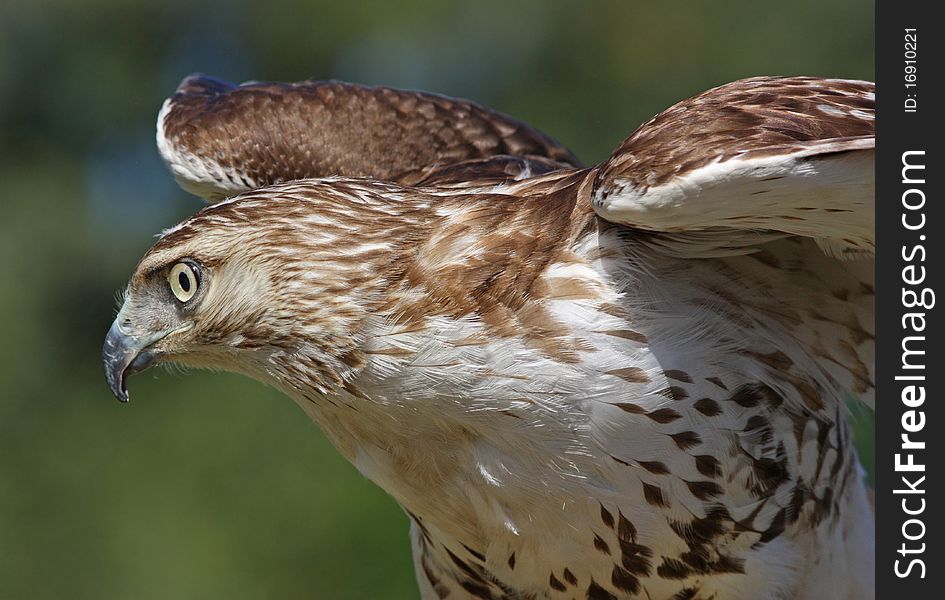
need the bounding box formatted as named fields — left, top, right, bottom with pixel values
left=168, top=262, right=199, bottom=303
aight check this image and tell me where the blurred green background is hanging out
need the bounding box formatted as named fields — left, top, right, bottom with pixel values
left=0, top=1, right=873, bottom=598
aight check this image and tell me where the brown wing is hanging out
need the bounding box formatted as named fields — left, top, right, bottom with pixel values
left=398, top=155, right=566, bottom=187
left=592, top=77, right=875, bottom=257
left=157, top=74, right=579, bottom=201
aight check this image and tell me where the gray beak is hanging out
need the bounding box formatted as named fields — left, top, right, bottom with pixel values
left=102, top=320, right=156, bottom=403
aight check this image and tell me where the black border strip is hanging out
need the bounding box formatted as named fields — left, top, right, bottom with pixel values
left=876, top=1, right=941, bottom=596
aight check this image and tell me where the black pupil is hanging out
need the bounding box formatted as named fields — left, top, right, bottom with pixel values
left=178, top=270, right=191, bottom=293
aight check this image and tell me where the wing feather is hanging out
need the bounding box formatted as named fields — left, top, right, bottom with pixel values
left=157, top=74, right=579, bottom=201
left=592, top=76, right=874, bottom=257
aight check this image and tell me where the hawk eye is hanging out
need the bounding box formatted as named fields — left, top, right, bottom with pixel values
left=168, top=262, right=199, bottom=303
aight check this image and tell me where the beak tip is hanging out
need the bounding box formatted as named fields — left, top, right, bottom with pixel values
left=103, top=320, right=145, bottom=404
left=113, top=384, right=130, bottom=403
left=104, top=365, right=130, bottom=403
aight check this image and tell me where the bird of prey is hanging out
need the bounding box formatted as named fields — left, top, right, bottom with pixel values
left=104, top=74, right=874, bottom=600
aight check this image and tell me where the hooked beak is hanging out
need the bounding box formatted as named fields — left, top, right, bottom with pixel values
left=102, top=321, right=160, bottom=403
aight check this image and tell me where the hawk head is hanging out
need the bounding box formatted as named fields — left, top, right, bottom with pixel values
left=103, top=183, right=418, bottom=402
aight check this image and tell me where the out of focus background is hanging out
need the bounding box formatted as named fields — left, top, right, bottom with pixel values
left=0, top=1, right=873, bottom=598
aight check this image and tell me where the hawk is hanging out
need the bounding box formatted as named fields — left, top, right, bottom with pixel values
left=103, top=75, right=875, bottom=600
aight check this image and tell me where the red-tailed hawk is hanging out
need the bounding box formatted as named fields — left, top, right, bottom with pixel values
left=104, top=75, right=874, bottom=600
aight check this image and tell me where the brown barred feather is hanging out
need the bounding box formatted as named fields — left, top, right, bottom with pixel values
left=596, top=76, right=873, bottom=194
left=159, top=74, right=579, bottom=200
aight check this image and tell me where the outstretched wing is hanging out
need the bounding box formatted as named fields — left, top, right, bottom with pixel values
left=592, top=77, right=874, bottom=258
left=398, top=154, right=566, bottom=187
left=157, top=74, right=579, bottom=201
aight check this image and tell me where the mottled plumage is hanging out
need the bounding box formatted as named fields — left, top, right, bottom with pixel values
left=105, top=75, right=874, bottom=600
left=157, top=74, right=579, bottom=200
left=594, top=77, right=874, bottom=259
